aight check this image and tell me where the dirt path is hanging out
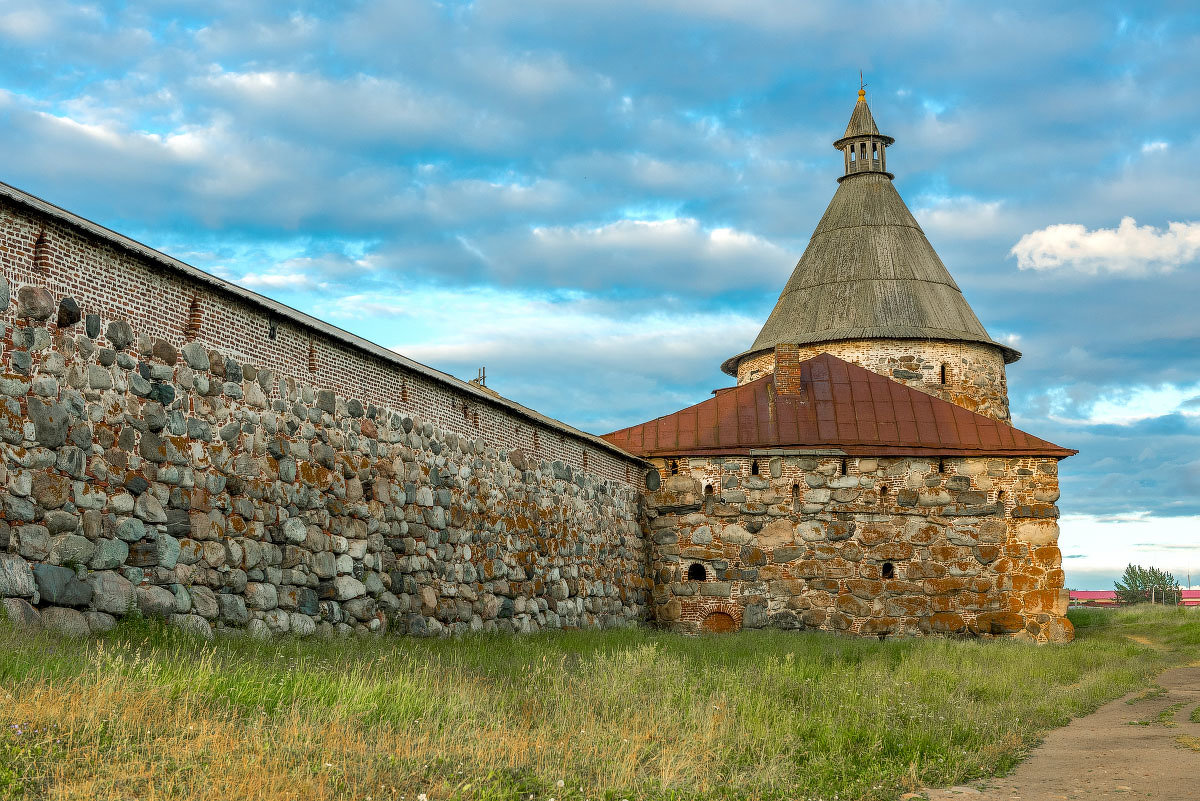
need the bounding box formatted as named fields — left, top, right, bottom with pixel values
left=922, top=665, right=1200, bottom=801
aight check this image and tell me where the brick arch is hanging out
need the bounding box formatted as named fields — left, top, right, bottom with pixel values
left=697, top=602, right=743, bottom=634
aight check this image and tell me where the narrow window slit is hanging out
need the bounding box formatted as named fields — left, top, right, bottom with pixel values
left=33, top=229, right=51, bottom=274
left=791, top=483, right=800, bottom=512
left=882, top=562, right=896, bottom=579
left=184, top=295, right=202, bottom=340
left=750, top=459, right=759, bottom=476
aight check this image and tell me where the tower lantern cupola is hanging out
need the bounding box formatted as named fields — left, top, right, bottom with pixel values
left=833, top=88, right=894, bottom=181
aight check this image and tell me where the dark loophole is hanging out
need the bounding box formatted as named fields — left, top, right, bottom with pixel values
left=750, top=459, right=759, bottom=476
left=686, top=563, right=706, bottom=582
left=882, top=562, right=895, bottom=579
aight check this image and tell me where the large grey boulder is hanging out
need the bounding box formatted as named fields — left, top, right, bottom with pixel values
left=27, top=398, right=69, bottom=447
left=89, top=571, right=134, bottom=615
left=136, top=584, right=177, bottom=618
left=217, top=593, right=249, bottom=625
left=16, top=285, right=54, bottom=321
left=33, top=564, right=93, bottom=607
left=181, top=342, right=210, bottom=371
left=1, top=597, right=41, bottom=629
left=168, top=614, right=212, bottom=639
left=84, top=611, right=117, bottom=634
left=49, top=533, right=95, bottom=566
left=189, top=586, right=219, bottom=619
left=105, top=320, right=133, bottom=350
left=41, top=606, right=90, bottom=637
left=0, top=554, right=37, bottom=598
left=244, top=582, right=278, bottom=611
left=283, top=518, right=308, bottom=544
left=89, top=538, right=129, bottom=570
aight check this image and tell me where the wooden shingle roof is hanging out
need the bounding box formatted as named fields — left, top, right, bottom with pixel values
left=603, top=353, right=1074, bottom=459
left=721, top=99, right=1018, bottom=376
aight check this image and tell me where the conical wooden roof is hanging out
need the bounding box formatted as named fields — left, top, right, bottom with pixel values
left=721, top=99, right=1018, bottom=376
left=836, top=91, right=891, bottom=143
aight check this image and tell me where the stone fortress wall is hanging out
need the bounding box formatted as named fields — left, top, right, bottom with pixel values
left=735, top=340, right=1011, bottom=422
left=0, top=193, right=649, bottom=638
left=643, top=453, right=1071, bottom=643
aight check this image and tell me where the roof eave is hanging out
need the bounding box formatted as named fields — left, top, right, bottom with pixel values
left=832, top=134, right=895, bottom=149
left=722, top=335, right=1022, bottom=377
left=626, top=445, right=1077, bottom=460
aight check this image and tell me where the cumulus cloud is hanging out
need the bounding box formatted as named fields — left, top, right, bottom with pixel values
left=314, top=283, right=759, bottom=432
left=913, top=194, right=1004, bottom=236
left=1045, top=381, right=1200, bottom=426
left=1011, top=217, right=1200, bottom=274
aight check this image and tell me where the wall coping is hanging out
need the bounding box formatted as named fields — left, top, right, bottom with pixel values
left=0, top=179, right=643, bottom=466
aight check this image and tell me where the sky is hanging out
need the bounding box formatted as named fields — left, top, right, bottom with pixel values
left=0, top=1, right=1197, bottom=590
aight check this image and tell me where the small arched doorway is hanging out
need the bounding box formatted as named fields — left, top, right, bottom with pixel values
left=700, top=612, right=739, bottom=633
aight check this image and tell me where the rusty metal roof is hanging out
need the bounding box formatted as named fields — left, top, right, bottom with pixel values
left=602, top=353, right=1075, bottom=459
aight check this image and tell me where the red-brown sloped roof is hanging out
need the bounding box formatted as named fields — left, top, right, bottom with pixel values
left=601, top=353, right=1075, bottom=459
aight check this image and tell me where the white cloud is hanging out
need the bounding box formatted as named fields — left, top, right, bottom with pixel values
left=1141, top=140, right=1168, bottom=153
left=1045, top=380, right=1200, bottom=426
left=311, top=283, right=759, bottom=431
left=235, top=271, right=323, bottom=292
left=1011, top=216, right=1200, bottom=273
left=914, top=194, right=1003, bottom=235
left=496, top=217, right=791, bottom=291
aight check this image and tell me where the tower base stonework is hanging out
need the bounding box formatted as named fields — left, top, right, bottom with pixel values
left=644, top=454, right=1071, bottom=643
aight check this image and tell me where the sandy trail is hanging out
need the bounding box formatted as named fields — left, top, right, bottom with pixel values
left=922, top=665, right=1200, bottom=801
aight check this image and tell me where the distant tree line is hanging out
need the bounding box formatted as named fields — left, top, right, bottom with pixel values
left=1115, top=564, right=1183, bottom=605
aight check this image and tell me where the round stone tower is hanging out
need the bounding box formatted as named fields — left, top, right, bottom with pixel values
left=721, top=89, right=1019, bottom=422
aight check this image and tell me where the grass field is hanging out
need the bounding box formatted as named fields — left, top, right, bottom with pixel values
left=1, top=606, right=1197, bottom=801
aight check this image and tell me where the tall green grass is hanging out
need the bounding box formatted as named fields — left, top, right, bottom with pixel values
left=0, top=606, right=1195, bottom=801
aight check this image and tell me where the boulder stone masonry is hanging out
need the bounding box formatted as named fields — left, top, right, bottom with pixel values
left=643, top=454, right=1070, bottom=642
left=0, top=191, right=648, bottom=638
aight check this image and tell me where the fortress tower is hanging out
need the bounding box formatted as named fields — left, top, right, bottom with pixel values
left=604, top=89, right=1075, bottom=642
left=722, top=89, right=1017, bottom=423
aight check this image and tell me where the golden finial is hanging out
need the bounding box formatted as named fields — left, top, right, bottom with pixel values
left=858, top=70, right=867, bottom=101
